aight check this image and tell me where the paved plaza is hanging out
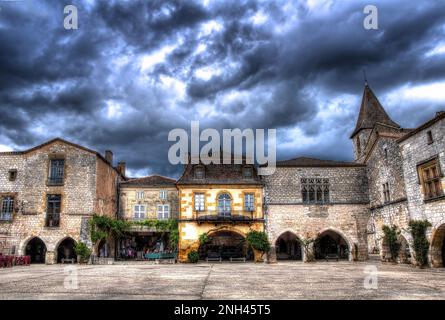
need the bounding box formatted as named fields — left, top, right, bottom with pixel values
left=0, top=260, right=444, bottom=300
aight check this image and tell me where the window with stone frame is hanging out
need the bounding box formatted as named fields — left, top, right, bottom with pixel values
left=418, top=158, right=443, bottom=200
left=160, top=190, right=168, bottom=200
left=136, top=191, right=144, bottom=200
left=1, top=196, right=14, bottom=221
left=134, top=204, right=145, bottom=220
left=382, top=182, right=390, bottom=203
left=244, top=193, right=255, bottom=211
left=301, top=178, right=330, bottom=204
left=8, top=169, right=17, bottom=181
left=194, top=166, right=205, bottom=179
left=194, top=193, right=205, bottom=211
left=48, top=159, right=65, bottom=185
left=242, top=166, right=253, bottom=179
left=157, top=204, right=170, bottom=220
left=46, top=194, right=61, bottom=227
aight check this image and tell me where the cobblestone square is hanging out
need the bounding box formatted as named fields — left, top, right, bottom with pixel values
left=0, top=261, right=444, bottom=300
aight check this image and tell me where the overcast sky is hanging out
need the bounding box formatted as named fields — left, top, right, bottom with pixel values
left=1, top=0, right=445, bottom=178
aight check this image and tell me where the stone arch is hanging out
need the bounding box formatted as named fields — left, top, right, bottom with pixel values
left=23, top=237, right=47, bottom=264
left=55, top=237, right=78, bottom=263
left=430, top=223, right=445, bottom=268
left=274, top=231, right=303, bottom=261
left=199, top=228, right=252, bottom=261
left=315, top=227, right=353, bottom=261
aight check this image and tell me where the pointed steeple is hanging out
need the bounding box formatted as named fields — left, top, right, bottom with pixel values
left=350, top=84, right=400, bottom=138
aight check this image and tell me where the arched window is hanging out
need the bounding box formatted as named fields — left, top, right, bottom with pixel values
left=217, top=193, right=232, bottom=217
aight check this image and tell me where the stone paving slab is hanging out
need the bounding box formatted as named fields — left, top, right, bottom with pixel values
left=0, top=261, right=444, bottom=300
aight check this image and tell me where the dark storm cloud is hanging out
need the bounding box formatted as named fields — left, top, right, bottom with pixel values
left=1, top=0, right=445, bottom=177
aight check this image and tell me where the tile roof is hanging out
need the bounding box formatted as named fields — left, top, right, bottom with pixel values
left=276, top=157, right=365, bottom=167
left=120, top=175, right=176, bottom=187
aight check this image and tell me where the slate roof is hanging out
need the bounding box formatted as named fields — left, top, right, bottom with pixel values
left=276, top=157, right=365, bottom=167
left=350, top=84, right=400, bottom=138
left=120, top=175, right=176, bottom=187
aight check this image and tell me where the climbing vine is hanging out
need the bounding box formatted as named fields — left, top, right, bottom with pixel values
left=89, top=214, right=132, bottom=245
left=199, top=233, right=210, bottom=246
left=409, top=220, right=431, bottom=267
left=382, top=225, right=400, bottom=262
left=133, top=218, right=179, bottom=250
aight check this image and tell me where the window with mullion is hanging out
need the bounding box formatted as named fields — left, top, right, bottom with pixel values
left=420, top=160, right=443, bottom=199
left=194, top=193, right=205, bottom=211
left=134, top=205, right=145, bottom=220
left=1, top=196, right=14, bottom=220
left=49, top=159, right=64, bottom=184
left=46, top=195, right=61, bottom=227
left=301, top=178, right=330, bottom=204
left=244, top=193, right=255, bottom=211
left=157, top=204, right=170, bottom=220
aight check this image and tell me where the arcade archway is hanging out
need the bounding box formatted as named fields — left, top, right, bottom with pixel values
left=431, top=224, right=445, bottom=268
left=275, top=231, right=302, bottom=260
left=315, top=230, right=350, bottom=260
left=56, top=237, right=77, bottom=263
left=25, top=237, right=47, bottom=264
left=199, top=230, right=253, bottom=261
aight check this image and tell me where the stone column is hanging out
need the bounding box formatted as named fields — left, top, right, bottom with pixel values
left=268, top=245, right=277, bottom=263
left=303, top=243, right=315, bottom=262
left=45, top=251, right=56, bottom=264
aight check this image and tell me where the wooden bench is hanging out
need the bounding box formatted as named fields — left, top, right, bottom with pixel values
left=206, top=257, right=222, bottom=262
left=229, top=257, right=246, bottom=263
left=325, top=254, right=339, bottom=262
left=61, top=258, right=76, bottom=264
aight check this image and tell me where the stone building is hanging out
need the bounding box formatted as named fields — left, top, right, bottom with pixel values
left=264, top=83, right=444, bottom=267
left=398, top=112, right=445, bottom=267
left=264, top=158, right=370, bottom=262
left=0, top=138, right=124, bottom=264
left=117, top=175, right=179, bottom=260
left=176, top=154, right=264, bottom=262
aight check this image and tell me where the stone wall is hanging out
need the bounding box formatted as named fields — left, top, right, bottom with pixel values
left=399, top=116, right=445, bottom=267
left=0, top=140, right=121, bottom=263
left=119, top=186, right=179, bottom=220
left=264, top=166, right=370, bottom=261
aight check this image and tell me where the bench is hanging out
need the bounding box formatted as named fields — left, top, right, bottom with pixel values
left=206, top=257, right=222, bottom=262
left=229, top=257, right=246, bottom=263
left=61, top=258, right=76, bottom=264
left=145, top=252, right=177, bottom=263
left=325, top=254, right=339, bottom=262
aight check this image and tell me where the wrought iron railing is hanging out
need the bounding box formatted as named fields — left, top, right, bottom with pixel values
left=0, top=213, right=12, bottom=221
left=194, top=210, right=260, bottom=222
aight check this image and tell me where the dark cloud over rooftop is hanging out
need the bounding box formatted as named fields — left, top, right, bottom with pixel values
left=0, top=0, right=444, bottom=177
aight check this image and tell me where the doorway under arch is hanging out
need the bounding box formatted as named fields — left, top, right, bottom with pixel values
left=56, top=238, right=77, bottom=263
left=314, top=230, right=350, bottom=260
left=431, top=224, right=445, bottom=268
left=199, top=230, right=253, bottom=261
left=25, top=237, right=47, bottom=264
left=275, top=231, right=302, bottom=260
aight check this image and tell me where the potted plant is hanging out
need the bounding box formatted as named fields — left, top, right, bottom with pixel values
left=246, top=230, right=270, bottom=262
left=74, top=242, right=92, bottom=264
left=187, top=250, right=199, bottom=263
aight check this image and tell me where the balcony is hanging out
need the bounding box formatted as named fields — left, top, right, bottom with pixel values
left=45, top=213, right=60, bottom=227
left=192, top=210, right=262, bottom=224
left=0, top=213, right=12, bottom=222
left=47, top=177, right=64, bottom=186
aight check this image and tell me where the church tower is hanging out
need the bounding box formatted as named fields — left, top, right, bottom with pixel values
left=350, top=83, right=401, bottom=160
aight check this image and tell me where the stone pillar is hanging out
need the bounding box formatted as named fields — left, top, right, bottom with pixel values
left=303, top=243, right=315, bottom=263
left=268, top=245, right=277, bottom=263
left=46, top=251, right=56, bottom=264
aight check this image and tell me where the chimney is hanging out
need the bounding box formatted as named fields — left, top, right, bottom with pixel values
left=117, top=162, right=126, bottom=177
left=105, top=150, right=113, bottom=165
